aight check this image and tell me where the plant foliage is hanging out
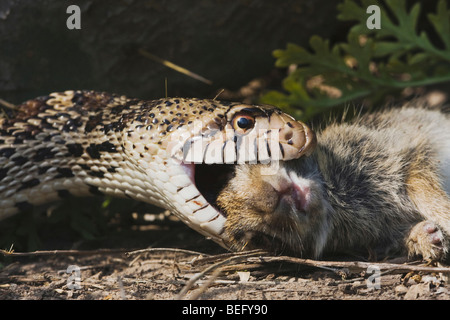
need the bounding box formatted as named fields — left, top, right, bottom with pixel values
left=261, top=0, right=450, bottom=120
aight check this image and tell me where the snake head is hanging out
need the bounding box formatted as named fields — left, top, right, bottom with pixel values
left=154, top=100, right=317, bottom=249
left=227, top=104, right=317, bottom=162
left=166, top=103, right=316, bottom=166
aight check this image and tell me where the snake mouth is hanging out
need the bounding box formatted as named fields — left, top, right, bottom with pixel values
left=193, top=163, right=235, bottom=213
left=176, top=162, right=235, bottom=247
left=180, top=162, right=235, bottom=215
left=173, top=114, right=317, bottom=246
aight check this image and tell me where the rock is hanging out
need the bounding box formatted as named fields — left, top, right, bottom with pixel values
left=394, top=284, right=408, bottom=296
left=0, top=0, right=338, bottom=103
left=403, top=283, right=431, bottom=300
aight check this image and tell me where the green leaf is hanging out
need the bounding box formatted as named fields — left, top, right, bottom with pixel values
left=428, top=0, right=450, bottom=50
left=372, top=42, right=403, bottom=58
left=337, top=0, right=368, bottom=23
left=261, top=0, right=450, bottom=120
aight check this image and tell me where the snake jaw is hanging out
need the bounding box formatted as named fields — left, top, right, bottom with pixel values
left=174, top=161, right=230, bottom=246
left=169, top=109, right=317, bottom=250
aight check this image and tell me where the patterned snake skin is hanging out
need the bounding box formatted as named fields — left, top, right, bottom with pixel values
left=0, top=90, right=316, bottom=249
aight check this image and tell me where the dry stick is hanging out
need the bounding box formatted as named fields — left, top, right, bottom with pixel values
left=0, top=275, right=48, bottom=284
left=247, top=256, right=450, bottom=274
left=126, top=247, right=209, bottom=257
left=175, top=251, right=264, bottom=300
left=191, top=249, right=266, bottom=266
left=0, top=98, right=16, bottom=109
left=0, top=248, right=129, bottom=257
left=138, top=49, right=213, bottom=85
left=0, top=247, right=208, bottom=258
left=213, top=89, right=225, bottom=101
left=188, top=268, right=223, bottom=300
left=219, top=263, right=265, bottom=272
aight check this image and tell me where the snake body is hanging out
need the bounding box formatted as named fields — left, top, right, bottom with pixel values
left=0, top=90, right=316, bottom=249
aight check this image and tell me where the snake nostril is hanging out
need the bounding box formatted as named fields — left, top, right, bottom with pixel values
left=284, top=130, right=293, bottom=141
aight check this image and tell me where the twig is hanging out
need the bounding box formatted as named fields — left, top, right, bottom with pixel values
left=0, top=98, right=16, bottom=109
left=138, top=49, right=212, bottom=85
left=188, top=268, right=222, bottom=300
left=191, top=249, right=266, bottom=266
left=175, top=250, right=264, bottom=300
left=0, top=248, right=129, bottom=257
left=191, top=279, right=280, bottom=286
left=219, top=263, right=264, bottom=272
left=0, top=247, right=209, bottom=258
left=213, top=89, right=225, bottom=100
left=0, top=275, right=49, bottom=284
left=247, top=256, right=450, bottom=274
left=126, top=247, right=210, bottom=257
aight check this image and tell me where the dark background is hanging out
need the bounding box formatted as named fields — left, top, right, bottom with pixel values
left=0, top=0, right=339, bottom=104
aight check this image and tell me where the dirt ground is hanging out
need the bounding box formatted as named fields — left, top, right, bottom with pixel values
left=1, top=212, right=450, bottom=301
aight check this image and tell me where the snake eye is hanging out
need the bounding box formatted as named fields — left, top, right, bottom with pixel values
left=232, top=114, right=255, bottom=133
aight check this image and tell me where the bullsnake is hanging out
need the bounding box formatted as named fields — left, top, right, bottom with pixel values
left=0, top=90, right=316, bottom=249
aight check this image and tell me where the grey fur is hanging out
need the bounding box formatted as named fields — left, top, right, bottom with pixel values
left=217, top=100, right=450, bottom=260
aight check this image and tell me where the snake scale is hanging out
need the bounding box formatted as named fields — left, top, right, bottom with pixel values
left=0, top=90, right=316, bottom=249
